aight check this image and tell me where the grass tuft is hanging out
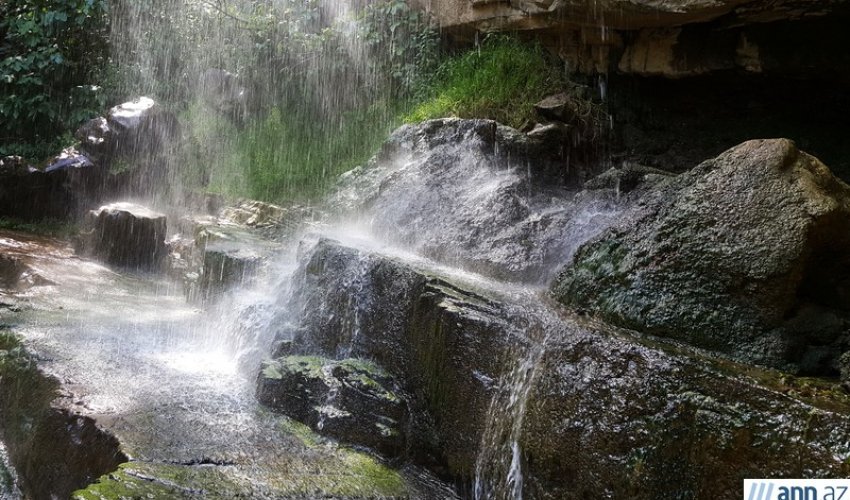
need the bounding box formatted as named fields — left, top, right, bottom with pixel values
left=406, top=35, right=568, bottom=129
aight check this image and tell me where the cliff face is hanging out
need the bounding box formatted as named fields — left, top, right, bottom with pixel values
left=415, top=0, right=850, bottom=78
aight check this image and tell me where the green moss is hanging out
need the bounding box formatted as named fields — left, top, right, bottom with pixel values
left=340, top=451, right=407, bottom=496
left=72, top=462, right=247, bottom=499
left=276, top=355, right=326, bottom=379
left=337, top=359, right=400, bottom=403
left=278, top=417, right=325, bottom=448
left=405, top=35, right=569, bottom=129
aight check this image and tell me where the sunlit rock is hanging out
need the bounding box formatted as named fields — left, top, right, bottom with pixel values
left=81, top=202, right=167, bottom=270
left=257, top=356, right=407, bottom=457
left=554, top=139, right=850, bottom=375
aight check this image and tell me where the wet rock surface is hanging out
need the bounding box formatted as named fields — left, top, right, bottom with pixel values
left=0, top=329, right=126, bottom=499
left=258, top=356, right=408, bottom=457
left=274, top=236, right=850, bottom=497
left=554, top=139, right=850, bottom=374
left=330, top=118, right=622, bottom=283
left=81, top=202, right=168, bottom=270
left=0, top=229, right=456, bottom=499
left=174, top=201, right=298, bottom=301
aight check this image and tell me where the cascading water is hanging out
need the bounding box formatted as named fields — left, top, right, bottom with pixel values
left=262, top=118, right=629, bottom=498
left=2, top=1, right=627, bottom=497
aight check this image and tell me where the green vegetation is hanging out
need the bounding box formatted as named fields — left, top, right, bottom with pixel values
left=0, top=217, right=78, bottom=238
left=2, top=0, right=572, bottom=204
left=213, top=34, right=570, bottom=202
left=0, top=0, right=109, bottom=160
left=407, top=35, right=569, bottom=129
left=243, top=103, right=400, bottom=201
left=72, top=462, right=247, bottom=499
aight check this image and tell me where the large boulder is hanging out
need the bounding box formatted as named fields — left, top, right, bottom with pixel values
left=81, top=203, right=168, bottom=270
left=553, top=139, right=850, bottom=374
left=266, top=237, right=850, bottom=497
left=75, top=97, right=179, bottom=197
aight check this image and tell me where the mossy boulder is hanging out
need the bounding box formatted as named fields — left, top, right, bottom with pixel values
left=553, top=139, right=850, bottom=374
left=257, top=355, right=408, bottom=457
left=279, top=238, right=850, bottom=496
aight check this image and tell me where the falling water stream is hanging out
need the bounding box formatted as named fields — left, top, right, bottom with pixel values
left=0, top=1, right=631, bottom=498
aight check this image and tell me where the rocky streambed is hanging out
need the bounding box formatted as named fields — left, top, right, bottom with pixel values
left=0, top=229, right=456, bottom=499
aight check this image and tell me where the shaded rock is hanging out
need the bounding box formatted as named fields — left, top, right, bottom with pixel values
left=82, top=203, right=167, bottom=270
left=0, top=256, right=28, bottom=290
left=0, top=330, right=127, bottom=499
left=534, top=93, right=579, bottom=123
left=0, top=152, right=103, bottom=221
left=199, top=242, right=262, bottom=302
left=277, top=238, right=520, bottom=474
left=423, top=0, right=849, bottom=79
left=841, top=352, right=850, bottom=390
left=583, top=162, right=674, bottom=193
left=0, top=255, right=53, bottom=291
left=257, top=356, right=408, bottom=457
left=74, top=116, right=114, bottom=166
left=519, top=332, right=850, bottom=499
left=273, top=237, right=850, bottom=495
left=553, top=139, right=850, bottom=373
left=192, top=223, right=280, bottom=302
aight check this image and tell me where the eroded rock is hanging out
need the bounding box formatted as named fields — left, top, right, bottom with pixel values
left=554, top=139, right=850, bottom=374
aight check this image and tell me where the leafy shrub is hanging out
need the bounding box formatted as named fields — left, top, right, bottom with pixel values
left=0, top=0, right=109, bottom=158
left=406, top=35, right=568, bottom=129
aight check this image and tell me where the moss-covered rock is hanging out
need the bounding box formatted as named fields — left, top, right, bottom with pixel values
left=258, top=355, right=408, bottom=457
left=553, top=139, right=850, bottom=374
